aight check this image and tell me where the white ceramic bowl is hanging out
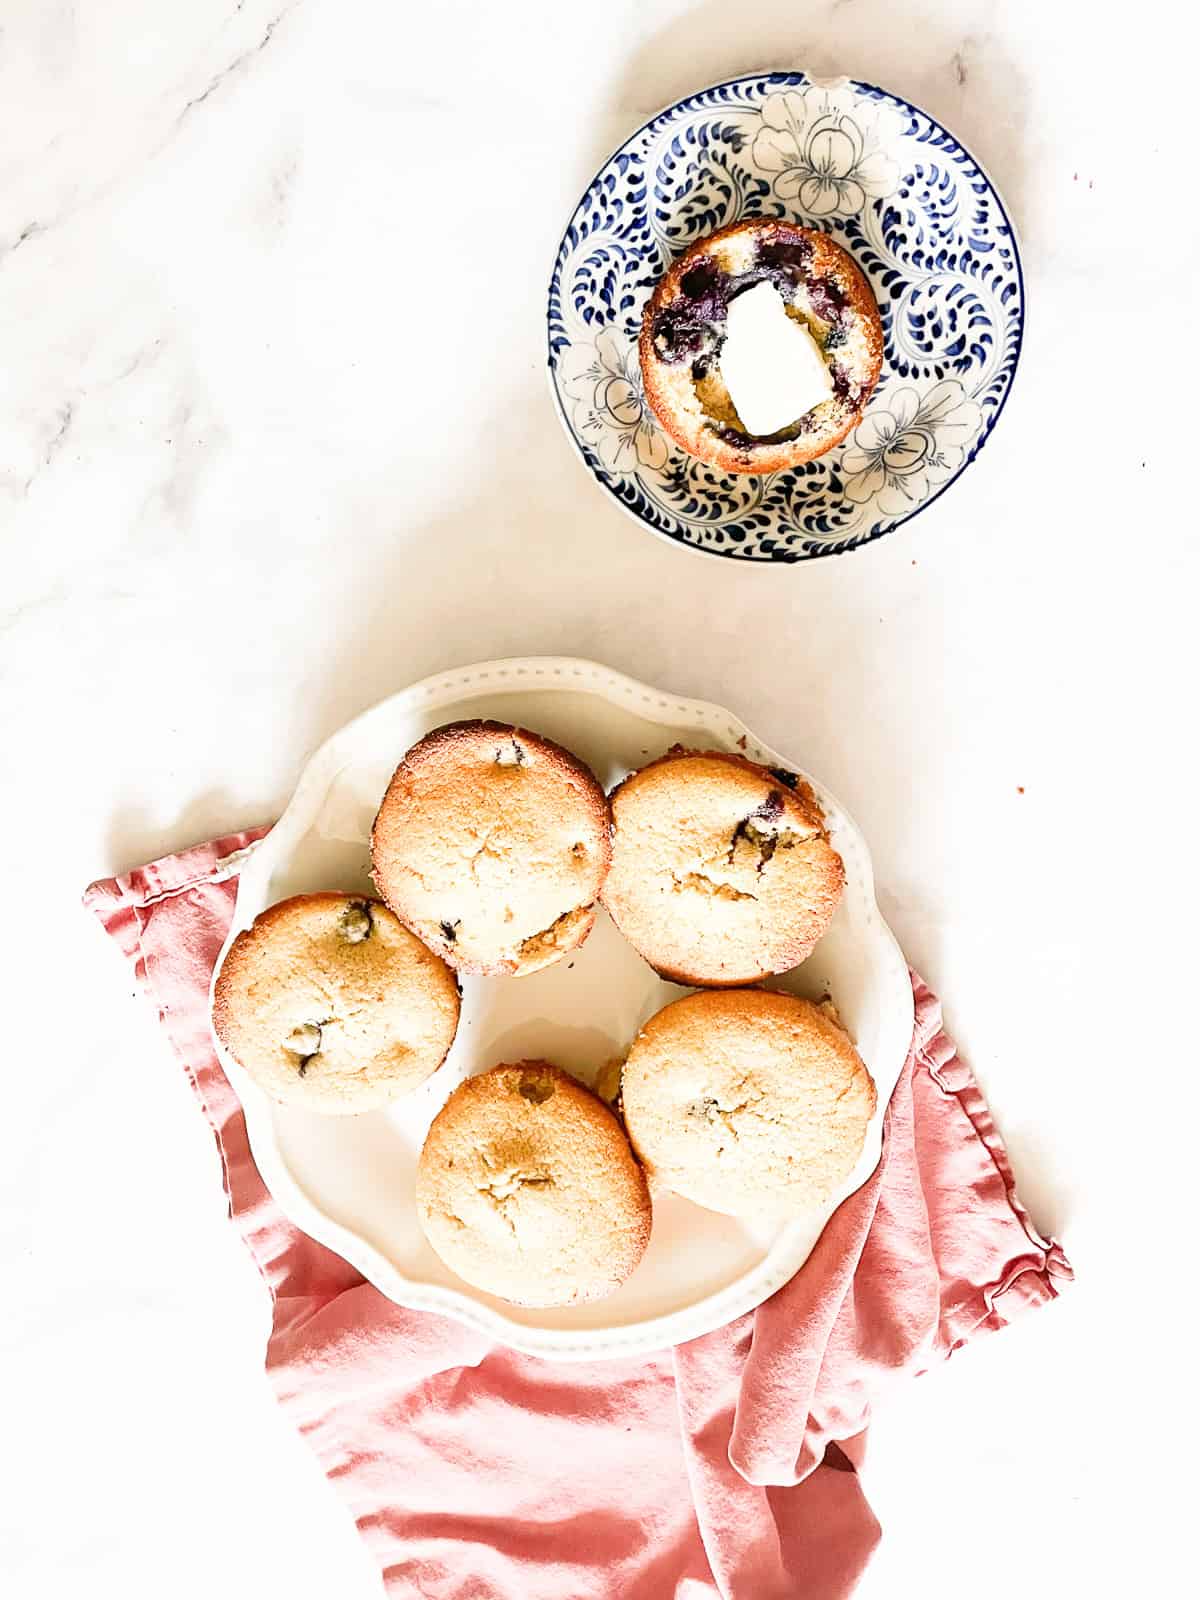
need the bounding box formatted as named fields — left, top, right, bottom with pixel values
left=209, top=659, right=913, bottom=1358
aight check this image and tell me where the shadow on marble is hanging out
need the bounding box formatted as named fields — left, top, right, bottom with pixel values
left=995, top=1118, right=1073, bottom=1240
left=870, top=885, right=1072, bottom=1240
left=104, top=786, right=264, bottom=877
left=875, top=882, right=943, bottom=995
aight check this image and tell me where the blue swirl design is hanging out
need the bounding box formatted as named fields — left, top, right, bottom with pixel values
left=548, top=72, right=1024, bottom=563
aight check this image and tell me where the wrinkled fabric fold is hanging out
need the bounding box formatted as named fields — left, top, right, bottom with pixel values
left=85, top=829, right=1070, bottom=1600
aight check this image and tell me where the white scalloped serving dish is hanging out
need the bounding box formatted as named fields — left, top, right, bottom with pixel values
left=209, top=658, right=913, bottom=1359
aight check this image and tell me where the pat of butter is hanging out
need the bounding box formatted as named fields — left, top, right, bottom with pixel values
left=718, top=280, right=833, bottom=437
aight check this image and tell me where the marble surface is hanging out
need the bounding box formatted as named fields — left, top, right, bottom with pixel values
left=2, top=1, right=1192, bottom=1594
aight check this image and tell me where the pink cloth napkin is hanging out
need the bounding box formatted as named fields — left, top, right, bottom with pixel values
left=85, top=827, right=1071, bottom=1600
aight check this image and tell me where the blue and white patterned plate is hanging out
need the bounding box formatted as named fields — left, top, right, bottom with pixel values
left=547, top=72, right=1024, bottom=562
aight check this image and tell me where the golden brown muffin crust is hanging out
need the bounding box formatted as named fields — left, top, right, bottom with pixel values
left=416, top=1061, right=652, bottom=1307
left=603, top=747, right=845, bottom=986
left=622, top=989, right=877, bottom=1217
left=371, top=720, right=612, bottom=977
left=212, top=892, right=461, bottom=1113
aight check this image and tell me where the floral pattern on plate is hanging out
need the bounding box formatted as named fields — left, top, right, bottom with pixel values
left=559, top=327, right=670, bottom=473
left=752, top=90, right=901, bottom=216
left=547, top=72, right=1023, bottom=563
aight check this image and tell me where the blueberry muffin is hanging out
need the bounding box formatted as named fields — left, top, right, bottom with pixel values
left=212, top=893, right=461, bottom=1114
left=639, top=217, right=883, bottom=474
left=371, top=721, right=611, bottom=976
left=622, top=989, right=876, bottom=1218
left=416, top=1061, right=652, bottom=1307
left=603, top=748, right=844, bottom=986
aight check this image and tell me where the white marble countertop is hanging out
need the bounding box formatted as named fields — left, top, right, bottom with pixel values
left=3, top=0, right=1191, bottom=1593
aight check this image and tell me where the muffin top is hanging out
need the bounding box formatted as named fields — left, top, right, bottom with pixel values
left=639, top=217, right=883, bottom=474
left=212, top=893, right=461, bottom=1114
left=621, top=989, right=876, bottom=1218
left=603, top=748, right=845, bottom=985
left=370, top=720, right=612, bottom=976
left=416, top=1061, right=652, bottom=1307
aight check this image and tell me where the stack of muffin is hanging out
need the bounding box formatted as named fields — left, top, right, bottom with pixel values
left=213, top=721, right=877, bottom=1309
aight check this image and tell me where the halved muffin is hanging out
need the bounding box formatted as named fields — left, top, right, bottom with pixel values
left=639, top=216, right=883, bottom=474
